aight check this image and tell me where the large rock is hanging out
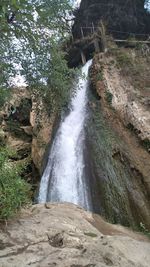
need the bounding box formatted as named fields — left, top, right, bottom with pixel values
left=0, top=87, right=57, bottom=174
left=30, top=92, right=57, bottom=173
left=0, top=203, right=149, bottom=267
left=72, top=0, right=150, bottom=40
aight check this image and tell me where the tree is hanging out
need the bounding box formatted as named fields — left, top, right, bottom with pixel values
left=0, top=0, right=74, bottom=109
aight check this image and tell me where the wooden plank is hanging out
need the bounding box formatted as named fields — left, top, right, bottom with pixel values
left=114, top=40, right=150, bottom=43
left=80, top=50, right=86, bottom=65
left=92, top=22, right=95, bottom=34
left=80, top=27, right=84, bottom=38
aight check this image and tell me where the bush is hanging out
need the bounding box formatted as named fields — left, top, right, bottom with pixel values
left=0, top=148, right=31, bottom=220
left=139, top=222, right=150, bottom=238
left=0, top=88, right=10, bottom=108
left=116, top=52, right=133, bottom=68
left=96, top=72, right=103, bottom=81
left=0, top=130, right=6, bottom=146
left=141, top=138, right=150, bottom=151
left=105, top=91, right=113, bottom=105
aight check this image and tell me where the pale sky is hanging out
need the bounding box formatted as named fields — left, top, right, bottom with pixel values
left=74, top=0, right=81, bottom=7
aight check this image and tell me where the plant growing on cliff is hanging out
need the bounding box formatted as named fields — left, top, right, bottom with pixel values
left=139, top=222, right=150, bottom=238
left=105, top=91, right=113, bottom=105
left=0, top=147, right=31, bottom=220
left=141, top=138, right=150, bottom=152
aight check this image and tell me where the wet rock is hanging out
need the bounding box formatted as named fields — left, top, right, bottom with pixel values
left=87, top=53, right=150, bottom=229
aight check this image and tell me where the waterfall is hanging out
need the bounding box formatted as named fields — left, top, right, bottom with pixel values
left=38, top=59, right=92, bottom=210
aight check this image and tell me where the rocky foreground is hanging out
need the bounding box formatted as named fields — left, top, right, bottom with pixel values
left=0, top=203, right=150, bottom=267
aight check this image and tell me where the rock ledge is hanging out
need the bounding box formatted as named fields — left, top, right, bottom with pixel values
left=0, top=203, right=149, bottom=267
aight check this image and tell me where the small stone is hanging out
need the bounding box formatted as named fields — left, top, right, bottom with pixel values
left=102, top=242, right=108, bottom=246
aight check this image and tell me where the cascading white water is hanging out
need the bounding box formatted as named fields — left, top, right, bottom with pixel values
left=38, top=59, right=92, bottom=210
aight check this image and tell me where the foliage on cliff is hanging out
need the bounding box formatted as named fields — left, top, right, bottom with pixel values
left=0, top=147, right=31, bottom=220
left=0, top=0, right=74, bottom=109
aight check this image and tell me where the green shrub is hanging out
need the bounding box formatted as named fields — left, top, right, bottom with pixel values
left=105, top=91, right=113, bottom=105
left=0, top=130, right=6, bottom=146
left=116, top=52, right=133, bottom=68
left=139, top=222, right=150, bottom=238
left=96, top=72, right=103, bottom=81
left=0, top=88, right=10, bottom=108
left=0, top=148, right=31, bottom=220
left=141, top=138, right=150, bottom=151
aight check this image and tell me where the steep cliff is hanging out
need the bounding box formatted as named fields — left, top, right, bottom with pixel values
left=72, top=0, right=150, bottom=39
left=86, top=44, right=150, bottom=229
left=0, top=87, right=57, bottom=196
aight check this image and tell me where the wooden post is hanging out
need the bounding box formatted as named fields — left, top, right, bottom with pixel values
left=81, top=27, right=84, bottom=38
left=80, top=50, right=86, bottom=65
left=71, top=33, right=74, bottom=42
left=98, top=20, right=107, bottom=52
left=92, top=22, right=95, bottom=34
left=94, top=38, right=100, bottom=53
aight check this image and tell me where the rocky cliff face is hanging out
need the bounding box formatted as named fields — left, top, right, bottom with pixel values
left=0, top=87, right=57, bottom=194
left=0, top=203, right=149, bottom=267
left=30, top=91, right=57, bottom=174
left=86, top=45, right=150, bottom=229
left=72, top=0, right=150, bottom=40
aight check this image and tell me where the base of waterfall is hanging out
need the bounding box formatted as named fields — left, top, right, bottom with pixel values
left=0, top=203, right=149, bottom=267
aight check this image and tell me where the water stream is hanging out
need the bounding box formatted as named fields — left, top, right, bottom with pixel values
left=38, top=60, right=92, bottom=210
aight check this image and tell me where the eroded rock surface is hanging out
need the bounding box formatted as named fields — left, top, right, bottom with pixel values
left=91, top=53, right=150, bottom=142
left=30, top=92, right=57, bottom=173
left=86, top=52, right=150, bottom=229
left=0, top=87, right=57, bottom=175
left=0, top=203, right=149, bottom=267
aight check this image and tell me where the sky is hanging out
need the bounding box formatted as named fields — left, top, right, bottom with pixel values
left=74, top=0, right=81, bottom=7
